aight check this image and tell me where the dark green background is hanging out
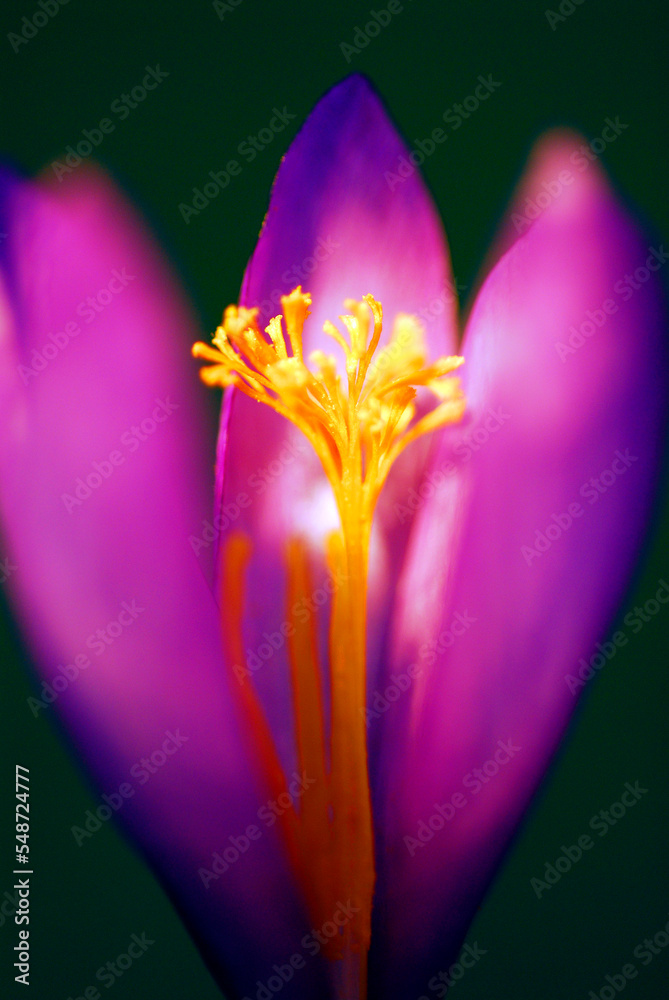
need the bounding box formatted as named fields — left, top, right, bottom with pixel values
left=1, top=1, right=668, bottom=997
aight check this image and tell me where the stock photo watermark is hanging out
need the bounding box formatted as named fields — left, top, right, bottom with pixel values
left=189, top=435, right=310, bottom=556
left=239, top=899, right=360, bottom=1000
left=0, top=888, right=21, bottom=928
left=385, top=75, right=502, bottom=191
left=232, top=562, right=346, bottom=686
left=545, top=0, right=587, bottom=31
left=404, top=740, right=521, bottom=856
left=178, top=107, right=297, bottom=223
left=198, top=771, right=316, bottom=887
left=586, top=911, right=669, bottom=999
left=212, top=0, right=244, bottom=19
left=7, top=0, right=72, bottom=53
left=418, top=941, right=488, bottom=998
left=70, top=730, right=188, bottom=845
left=0, top=555, right=17, bottom=584
left=64, top=932, right=155, bottom=999
left=340, top=1, right=411, bottom=62
left=50, top=67, right=170, bottom=180
left=555, top=245, right=669, bottom=361
left=253, top=236, right=342, bottom=314
left=60, top=397, right=179, bottom=513
left=27, top=599, right=144, bottom=716
left=565, top=578, right=669, bottom=693
left=530, top=780, right=648, bottom=898
left=417, top=277, right=468, bottom=321
left=511, top=116, right=628, bottom=233
left=393, top=405, right=510, bottom=525
left=17, top=267, right=136, bottom=384
left=521, top=449, right=637, bottom=565
left=363, top=608, right=477, bottom=725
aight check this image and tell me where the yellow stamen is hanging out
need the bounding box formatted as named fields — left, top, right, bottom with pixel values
left=195, top=289, right=465, bottom=996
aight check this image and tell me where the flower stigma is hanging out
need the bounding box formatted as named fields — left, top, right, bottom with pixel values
left=193, top=288, right=465, bottom=997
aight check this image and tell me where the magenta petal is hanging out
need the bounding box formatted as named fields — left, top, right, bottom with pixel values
left=216, top=77, right=459, bottom=746
left=0, top=168, right=325, bottom=998
left=369, top=140, right=667, bottom=997
left=241, top=75, right=458, bottom=356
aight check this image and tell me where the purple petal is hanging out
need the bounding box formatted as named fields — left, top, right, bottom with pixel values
left=369, top=137, right=667, bottom=998
left=0, top=167, right=325, bottom=998
left=216, top=76, right=459, bottom=753
left=241, top=75, right=458, bottom=357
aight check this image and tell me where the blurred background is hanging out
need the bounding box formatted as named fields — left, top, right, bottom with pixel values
left=1, top=1, right=667, bottom=997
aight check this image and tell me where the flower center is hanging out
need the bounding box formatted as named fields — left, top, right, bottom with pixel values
left=193, top=289, right=465, bottom=994
left=194, top=288, right=465, bottom=517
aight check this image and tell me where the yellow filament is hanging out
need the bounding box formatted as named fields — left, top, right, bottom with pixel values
left=197, top=289, right=465, bottom=994
left=193, top=288, right=465, bottom=517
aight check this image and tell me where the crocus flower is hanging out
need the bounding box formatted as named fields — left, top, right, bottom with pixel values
left=0, top=75, right=665, bottom=1000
